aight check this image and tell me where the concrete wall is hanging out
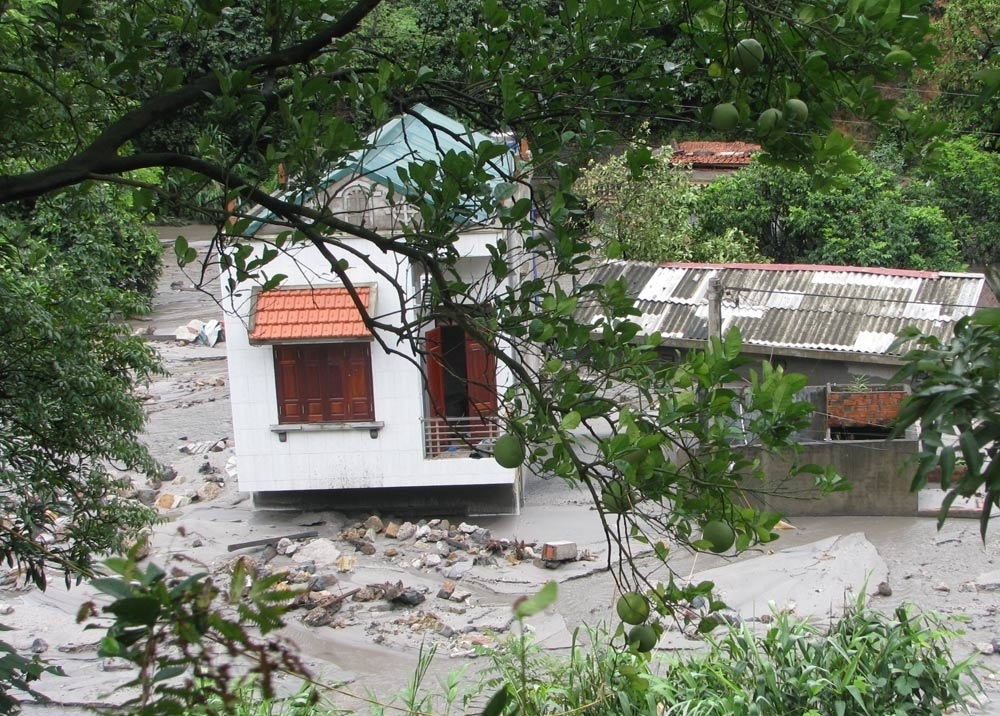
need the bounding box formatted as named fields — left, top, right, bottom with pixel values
left=742, top=439, right=919, bottom=517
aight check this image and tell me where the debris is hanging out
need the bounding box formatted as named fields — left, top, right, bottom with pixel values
left=99, top=657, right=135, bottom=672
left=227, top=530, right=319, bottom=553
left=336, top=555, right=357, bottom=573
left=933, top=582, right=951, bottom=593
left=363, top=515, right=384, bottom=533
left=437, top=581, right=456, bottom=600
left=541, top=541, right=578, bottom=562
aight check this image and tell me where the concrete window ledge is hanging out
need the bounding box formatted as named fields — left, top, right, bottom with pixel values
left=271, top=421, right=385, bottom=442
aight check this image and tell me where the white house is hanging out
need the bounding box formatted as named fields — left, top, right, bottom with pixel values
left=222, top=105, right=529, bottom=514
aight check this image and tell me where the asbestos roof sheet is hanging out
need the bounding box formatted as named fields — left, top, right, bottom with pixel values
left=249, top=286, right=372, bottom=342
left=577, top=261, right=986, bottom=359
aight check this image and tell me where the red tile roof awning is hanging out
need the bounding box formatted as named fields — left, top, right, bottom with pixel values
left=249, top=286, right=373, bottom=343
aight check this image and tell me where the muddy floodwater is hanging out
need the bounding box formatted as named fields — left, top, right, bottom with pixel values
left=12, top=226, right=1000, bottom=715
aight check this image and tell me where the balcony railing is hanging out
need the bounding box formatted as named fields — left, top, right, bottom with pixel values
left=421, top=416, right=499, bottom=458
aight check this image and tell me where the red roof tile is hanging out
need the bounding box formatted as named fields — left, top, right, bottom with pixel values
left=670, top=141, right=760, bottom=167
left=249, top=286, right=372, bottom=342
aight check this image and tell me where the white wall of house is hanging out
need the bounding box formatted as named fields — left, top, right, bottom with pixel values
left=223, top=232, right=517, bottom=495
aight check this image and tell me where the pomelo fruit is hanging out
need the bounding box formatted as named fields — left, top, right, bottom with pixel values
left=784, top=98, right=808, bottom=123
left=627, top=624, right=657, bottom=652
left=710, top=103, right=739, bottom=132
left=757, top=108, right=782, bottom=136
left=493, top=433, right=525, bottom=469
left=734, top=38, right=764, bottom=73
left=702, top=520, right=736, bottom=553
left=616, top=591, right=650, bottom=625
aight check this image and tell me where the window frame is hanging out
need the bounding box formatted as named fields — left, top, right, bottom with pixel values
left=273, top=342, right=375, bottom=424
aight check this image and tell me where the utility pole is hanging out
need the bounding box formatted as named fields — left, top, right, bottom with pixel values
left=707, top=275, right=722, bottom=349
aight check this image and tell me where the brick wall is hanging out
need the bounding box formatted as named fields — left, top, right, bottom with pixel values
left=827, top=388, right=908, bottom=428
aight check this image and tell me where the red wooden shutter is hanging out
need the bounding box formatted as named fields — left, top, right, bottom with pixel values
left=425, top=328, right=446, bottom=418
left=465, top=337, right=498, bottom=417
left=344, top=343, right=375, bottom=420
left=274, top=345, right=303, bottom=423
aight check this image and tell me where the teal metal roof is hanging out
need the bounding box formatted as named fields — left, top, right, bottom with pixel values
left=245, top=104, right=515, bottom=234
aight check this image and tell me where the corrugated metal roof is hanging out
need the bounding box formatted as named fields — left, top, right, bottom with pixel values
left=246, top=104, right=514, bottom=234
left=577, top=261, right=985, bottom=358
left=248, top=286, right=372, bottom=342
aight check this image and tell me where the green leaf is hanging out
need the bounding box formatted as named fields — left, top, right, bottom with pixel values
left=560, top=411, right=582, bottom=430
left=513, top=581, right=557, bottom=619
left=481, top=685, right=513, bottom=716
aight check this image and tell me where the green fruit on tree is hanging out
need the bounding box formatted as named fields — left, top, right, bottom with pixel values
left=601, top=480, right=635, bottom=513
left=702, top=520, right=736, bottom=553
left=628, top=624, right=657, bottom=652
left=784, top=98, right=808, bottom=123
left=884, top=49, right=914, bottom=67
left=493, top=433, right=525, bottom=469
left=734, top=38, right=764, bottom=73
left=710, top=103, right=740, bottom=132
left=616, top=591, right=650, bottom=625
left=757, top=108, right=782, bottom=136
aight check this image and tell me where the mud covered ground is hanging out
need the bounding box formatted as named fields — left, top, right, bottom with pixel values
left=11, top=226, right=1000, bottom=714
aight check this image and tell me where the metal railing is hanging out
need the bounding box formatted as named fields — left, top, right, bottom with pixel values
left=421, top=416, right=499, bottom=458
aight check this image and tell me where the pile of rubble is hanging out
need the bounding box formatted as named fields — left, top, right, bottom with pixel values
left=220, top=515, right=593, bottom=656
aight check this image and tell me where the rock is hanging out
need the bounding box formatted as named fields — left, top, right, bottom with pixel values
left=276, top=538, right=297, bottom=556
left=159, top=466, right=178, bottom=482
left=261, top=545, right=278, bottom=563
left=437, top=581, right=456, bottom=599
left=975, top=570, right=1000, bottom=591
left=450, top=590, right=472, bottom=603
left=414, top=525, right=430, bottom=540
left=363, top=528, right=377, bottom=542
left=354, top=586, right=383, bottom=602
left=437, top=625, right=456, bottom=638
left=933, top=582, right=951, bottom=593
left=0, top=604, right=13, bottom=616
left=979, top=642, right=996, bottom=656
left=959, top=581, right=977, bottom=593
left=134, top=488, right=157, bottom=506
left=992, top=637, right=1000, bottom=654
left=458, top=522, right=478, bottom=534
left=384, top=522, right=400, bottom=539
left=384, top=547, right=399, bottom=558
left=470, top=528, right=491, bottom=545
left=363, top=515, right=384, bottom=533
left=30, top=638, right=48, bottom=654
left=191, top=538, right=203, bottom=548
left=423, top=554, right=442, bottom=568
left=303, top=607, right=332, bottom=627
left=155, top=492, right=190, bottom=510
left=391, top=588, right=426, bottom=607
left=198, top=461, right=213, bottom=474
left=292, top=538, right=342, bottom=567
left=99, top=657, right=135, bottom=672
left=310, top=573, right=338, bottom=590
left=440, top=561, right=473, bottom=580
left=876, top=581, right=892, bottom=597
left=396, top=522, right=417, bottom=541
left=424, top=529, right=446, bottom=543
left=196, top=481, right=222, bottom=502
left=336, top=555, right=357, bottom=573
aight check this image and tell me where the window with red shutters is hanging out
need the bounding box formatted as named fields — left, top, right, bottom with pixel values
left=273, top=343, right=375, bottom=423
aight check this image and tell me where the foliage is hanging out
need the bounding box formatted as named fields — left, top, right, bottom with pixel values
left=190, top=680, right=323, bottom=716
left=651, top=600, right=979, bottom=716
left=890, top=269, right=1000, bottom=537
left=696, top=154, right=964, bottom=270
left=575, top=142, right=765, bottom=263
left=79, top=546, right=311, bottom=716
left=0, top=224, right=160, bottom=590
left=909, top=136, right=1000, bottom=266
left=916, top=0, right=1000, bottom=144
